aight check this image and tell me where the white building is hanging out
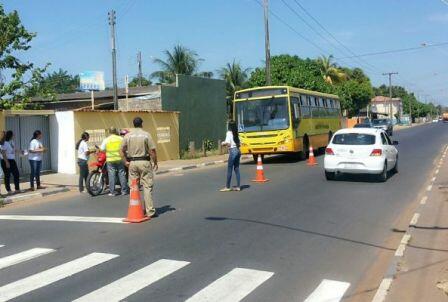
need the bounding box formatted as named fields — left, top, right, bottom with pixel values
left=370, top=96, right=403, bottom=124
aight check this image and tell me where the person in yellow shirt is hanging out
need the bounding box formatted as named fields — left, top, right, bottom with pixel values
left=100, top=127, right=128, bottom=196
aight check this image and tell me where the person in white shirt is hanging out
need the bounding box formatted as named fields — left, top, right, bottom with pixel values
left=220, top=120, right=242, bottom=192
left=1, top=131, right=21, bottom=194
left=28, top=130, right=46, bottom=191
left=76, top=132, right=94, bottom=193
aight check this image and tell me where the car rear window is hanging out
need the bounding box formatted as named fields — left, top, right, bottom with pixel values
left=332, top=133, right=376, bottom=145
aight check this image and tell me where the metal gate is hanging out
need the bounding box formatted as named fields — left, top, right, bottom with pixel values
left=5, top=115, right=52, bottom=175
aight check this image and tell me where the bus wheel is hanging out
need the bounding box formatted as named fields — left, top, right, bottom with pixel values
left=299, top=136, right=309, bottom=161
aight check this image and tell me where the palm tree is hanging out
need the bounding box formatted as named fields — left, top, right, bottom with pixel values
left=218, top=60, right=250, bottom=97
left=151, top=45, right=201, bottom=83
left=317, top=55, right=347, bottom=85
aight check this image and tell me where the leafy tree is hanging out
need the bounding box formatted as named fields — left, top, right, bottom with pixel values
left=218, top=60, right=250, bottom=98
left=26, top=69, right=79, bottom=99
left=0, top=4, right=48, bottom=108
left=247, top=55, right=332, bottom=93
left=151, top=45, right=201, bottom=83
left=317, top=55, right=347, bottom=85
left=128, top=76, right=151, bottom=87
left=195, top=71, right=214, bottom=79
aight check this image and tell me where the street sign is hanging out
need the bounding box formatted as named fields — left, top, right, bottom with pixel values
left=79, top=71, right=105, bottom=91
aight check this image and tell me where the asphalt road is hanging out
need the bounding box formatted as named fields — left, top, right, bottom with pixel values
left=0, top=123, right=446, bottom=302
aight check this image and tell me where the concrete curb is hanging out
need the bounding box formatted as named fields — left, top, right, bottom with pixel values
left=2, top=186, right=71, bottom=204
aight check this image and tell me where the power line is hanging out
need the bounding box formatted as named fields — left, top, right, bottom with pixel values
left=289, top=0, right=379, bottom=72
left=251, top=0, right=331, bottom=56
left=336, top=41, right=448, bottom=60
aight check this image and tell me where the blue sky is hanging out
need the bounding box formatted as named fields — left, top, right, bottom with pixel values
left=3, top=0, right=448, bottom=104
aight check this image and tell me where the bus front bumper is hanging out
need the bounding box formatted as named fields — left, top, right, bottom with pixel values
left=240, top=144, right=294, bottom=154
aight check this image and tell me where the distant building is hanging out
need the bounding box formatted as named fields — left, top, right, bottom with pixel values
left=370, top=96, right=403, bottom=123
left=29, top=74, right=227, bottom=151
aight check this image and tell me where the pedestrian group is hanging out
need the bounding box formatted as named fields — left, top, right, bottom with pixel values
left=0, top=129, right=46, bottom=195
left=75, top=117, right=241, bottom=220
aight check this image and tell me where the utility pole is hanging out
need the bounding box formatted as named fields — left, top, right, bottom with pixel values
left=382, top=72, right=398, bottom=122
left=137, top=51, right=143, bottom=87
left=263, top=0, right=272, bottom=85
left=409, top=95, right=412, bottom=125
left=108, top=10, right=118, bottom=110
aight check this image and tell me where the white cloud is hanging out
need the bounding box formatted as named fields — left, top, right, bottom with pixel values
left=428, top=13, right=448, bottom=23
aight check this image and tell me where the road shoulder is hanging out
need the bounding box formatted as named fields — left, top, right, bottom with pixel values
left=384, top=144, right=448, bottom=301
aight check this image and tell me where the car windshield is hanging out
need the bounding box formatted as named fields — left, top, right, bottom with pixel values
left=372, top=119, right=388, bottom=125
left=332, top=133, right=376, bottom=145
left=236, top=97, right=290, bottom=132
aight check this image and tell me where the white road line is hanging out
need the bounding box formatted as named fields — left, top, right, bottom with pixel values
left=395, top=233, right=411, bottom=257
left=395, top=244, right=406, bottom=257
left=0, top=252, right=118, bottom=302
left=410, top=213, right=420, bottom=226
left=432, top=177, right=437, bottom=182
left=427, top=185, right=433, bottom=192
left=400, top=233, right=411, bottom=245
left=372, top=278, right=393, bottom=302
left=435, top=169, right=440, bottom=175
left=304, top=279, right=350, bottom=302
left=74, top=259, right=190, bottom=302
left=185, top=268, right=274, bottom=302
left=0, top=215, right=126, bottom=224
left=0, top=245, right=4, bottom=248
left=0, top=248, right=55, bottom=270
left=420, top=196, right=428, bottom=205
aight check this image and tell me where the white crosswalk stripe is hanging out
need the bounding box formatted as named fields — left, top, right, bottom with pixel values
left=304, top=279, right=350, bottom=302
left=0, top=245, right=4, bottom=248
left=0, top=252, right=118, bottom=302
left=185, top=268, right=274, bottom=302
left=0, top=248, right=55, bottom=270
left=74, top=259, right=190, bottom=302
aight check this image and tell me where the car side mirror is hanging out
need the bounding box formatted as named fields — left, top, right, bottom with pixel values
left=393, top=141, right=399, bottom=145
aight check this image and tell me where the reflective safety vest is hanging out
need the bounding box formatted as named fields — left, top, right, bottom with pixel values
left=105, top=135, right=123, bottom=162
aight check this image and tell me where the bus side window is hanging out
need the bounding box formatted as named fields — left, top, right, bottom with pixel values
left=311, top=96, right=320, bottom=117
left=301, top=95, right=311, bottom=118
left=291, top=97, right=300, bottom=127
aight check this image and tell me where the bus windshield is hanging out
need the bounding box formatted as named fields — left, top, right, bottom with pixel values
left=236, top=97, right=290, bottom=132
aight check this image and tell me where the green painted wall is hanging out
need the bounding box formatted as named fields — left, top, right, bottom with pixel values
left=161, top=75, right=227, bottom=151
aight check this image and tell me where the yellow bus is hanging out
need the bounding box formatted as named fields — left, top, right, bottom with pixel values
left=233, top=86, right=342, bottom=160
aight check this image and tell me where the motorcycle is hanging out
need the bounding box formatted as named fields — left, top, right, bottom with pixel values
left=86, top=150, right=108, bottom=196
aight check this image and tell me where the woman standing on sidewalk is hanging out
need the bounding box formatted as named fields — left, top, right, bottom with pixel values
left=220, top=120, right=241, bottom=192
left=28, top=130, right=45, bottom=191
left=76, top=132, right=93, bottom=193
left=1, top=131, right=22, bottom=195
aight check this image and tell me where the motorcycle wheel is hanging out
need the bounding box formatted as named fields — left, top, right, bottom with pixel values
left=86, top=170, right=106, bottom=196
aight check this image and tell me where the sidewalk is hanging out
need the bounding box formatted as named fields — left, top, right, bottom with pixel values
left=1, top=153, right=249, bottom=205
left=394, top=121, right=430, bottom=131
left=383, top=145, right=448, bottom=301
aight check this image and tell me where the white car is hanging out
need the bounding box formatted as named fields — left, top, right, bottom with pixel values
left=324, top=128, right=398, bottom=181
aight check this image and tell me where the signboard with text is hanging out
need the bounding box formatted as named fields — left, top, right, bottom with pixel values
left=79, top=71, right=105, bottom=91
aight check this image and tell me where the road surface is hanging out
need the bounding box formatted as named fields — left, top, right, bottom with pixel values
left=0, top=123, right=445, bottom=302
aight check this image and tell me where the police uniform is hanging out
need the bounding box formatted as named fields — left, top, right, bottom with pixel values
left=122, top=128, right=156, bottom=216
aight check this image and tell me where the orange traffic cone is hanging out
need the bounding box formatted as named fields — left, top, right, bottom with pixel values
left=307, top=146, right=318, bottom=166
left=252, top=154, right=269, bottom=182
left=123, top=179, right=150, bottom=223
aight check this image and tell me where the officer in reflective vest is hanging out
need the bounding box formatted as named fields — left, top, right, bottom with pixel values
left=121, top=117, right=158, bottom=218
left=100, top=127, right=129, bottom=196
